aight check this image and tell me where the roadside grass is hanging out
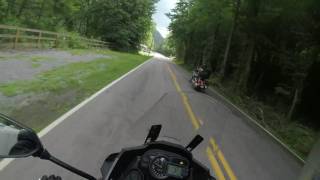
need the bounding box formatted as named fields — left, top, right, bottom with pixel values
left=0, top=54, right=51, bottom=62
left=0, top=50, right=149, bottom=96
left=67, top=49, right=96, bottom=55
left=175, top=60, right=317, bottom=159
left=31, top=56, right=53, bottom=62
left=31, top=62, right=41, bottom=68
left=174, top=59, right=193, bottom=72
left=0, top=49, right=150, bottom=131
left=213, top=83, right=317, bottom=159
left=67, top=48, right=133, bottom=58
left=15, top=54, right=28, bottom=60
left=0, top=54, right=27, bottom=61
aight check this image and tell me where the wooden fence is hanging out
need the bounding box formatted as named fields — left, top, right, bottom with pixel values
left=0, top=24, right=108, bottom=49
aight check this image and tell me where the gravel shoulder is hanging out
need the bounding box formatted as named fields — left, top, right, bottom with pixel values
left=0, top=49, right=149, bottom=131
left=0, top=49, right=110, bottom=83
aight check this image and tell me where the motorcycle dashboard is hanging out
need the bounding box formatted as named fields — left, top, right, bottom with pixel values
left=103, top=141, right=212, bottom=180
left=141, top=149, right=190, bottom=179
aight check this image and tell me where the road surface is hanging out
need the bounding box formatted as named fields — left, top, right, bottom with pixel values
left=0, top=56, right=302, bottom=180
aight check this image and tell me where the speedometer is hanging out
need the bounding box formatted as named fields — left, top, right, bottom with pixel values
left=150, top=157, right=168, bottom=179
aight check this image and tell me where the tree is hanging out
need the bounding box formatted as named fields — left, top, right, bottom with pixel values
left=220, top=0, right=241, bottom=78
left=0, top=0, right=158, bottom=51
left=169, top=0, right=320, bottom=128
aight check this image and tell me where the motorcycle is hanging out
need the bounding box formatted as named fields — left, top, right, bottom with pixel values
left=0, top=113, right=215, bottom=180
left=191, top=71, right=208, bottom=92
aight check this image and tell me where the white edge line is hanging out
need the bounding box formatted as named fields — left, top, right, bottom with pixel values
left=206, top=87, right=305, bottom=164
left=0, top=58, right=152, bottom=171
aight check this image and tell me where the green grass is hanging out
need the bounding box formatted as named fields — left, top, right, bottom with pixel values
left=67, top=49, right=90, bottom=55
left=0, top=54, right=27, bottom=61
left=0, top=49, right=150, bottom=130
left=174, top=59, right=193, bottom=72
left=175, top=60, right=317, bottom=159
left=12, top=54, right=28, bottom=59
left=0, top=54, right=50, bottom=62
left=31, top=63, right=41, bottom=68
left=212, top=80, right=317, bottom=159
left=31, top=56, right=53, bottom=62
left=67, top=48, right=135, bottom=57
left=0, top=50, right=149, bottom=97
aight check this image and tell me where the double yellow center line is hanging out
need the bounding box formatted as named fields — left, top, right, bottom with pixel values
left=207, top=138, right=237, bottom=180
left=166, top=64, right=237, bottom=180
left=166, top=65, right=200, bottom=130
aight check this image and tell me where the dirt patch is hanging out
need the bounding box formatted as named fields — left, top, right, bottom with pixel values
left=0, top=49, right=109, bottom=130
left=0, top=49, right=110, bottom=83
left=0, top=49, right=148, bottom=132
left=9, top=90, right=83, bottom=131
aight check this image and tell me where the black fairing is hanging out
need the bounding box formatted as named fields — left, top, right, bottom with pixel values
left=100, top=141, right=212, bottom=180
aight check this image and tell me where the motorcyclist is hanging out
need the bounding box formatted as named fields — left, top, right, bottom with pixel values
left=198, top=64, right=211, bottom=80
left=191, top=64, right=211, bottom=81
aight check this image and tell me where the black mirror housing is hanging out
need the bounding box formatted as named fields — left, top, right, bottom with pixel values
left=0, top=113, right=43, bottom=158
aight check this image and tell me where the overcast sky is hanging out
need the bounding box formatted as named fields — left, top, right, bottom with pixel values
left=152, top=0, right=178, bottom=38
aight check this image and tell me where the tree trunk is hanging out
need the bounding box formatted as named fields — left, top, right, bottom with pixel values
left=202, top=24, right=220, bottom=66
left=237, top=40, right=255, bottom=93
left=219, top=0, right=241, bottom=77
left=184, top=37, right=192, bottom=64
left=253, top=54, right=273, bottom=92
left=254, top=71, right=265, bottom=92
left=287, top=88, right=299, bottom=120
left=37, top=0, right=46, bottom=20
left=6, top=0, right=16, bottom=16
left=17, top=0, right=28, bottom=18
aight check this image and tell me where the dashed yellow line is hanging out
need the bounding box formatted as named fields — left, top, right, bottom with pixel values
left=166, top=64, right=236, bottom=180
left=166, top=64, right=200, bottom=130
left=167, top=65, right=182, bottom=92
left=206, top=147, right=226, bottom=180
left=210, top=138, right=237, bottom=180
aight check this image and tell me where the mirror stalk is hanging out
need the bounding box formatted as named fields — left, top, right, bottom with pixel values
left=37, top=149, right=97, bottom=180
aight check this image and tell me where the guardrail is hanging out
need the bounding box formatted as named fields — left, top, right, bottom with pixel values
left=0, top=24, right=108, bottom=49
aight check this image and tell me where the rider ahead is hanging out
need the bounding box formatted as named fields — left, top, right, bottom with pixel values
left=192, top=64, right=211, bottom=81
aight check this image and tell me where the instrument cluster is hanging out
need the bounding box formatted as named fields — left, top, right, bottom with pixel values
left=140, top=149, right=190, bottom=179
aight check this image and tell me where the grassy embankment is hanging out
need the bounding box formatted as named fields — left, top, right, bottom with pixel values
left=175, top=60, right=317, bottom=159
left=0, top=49, right=150, bottom=132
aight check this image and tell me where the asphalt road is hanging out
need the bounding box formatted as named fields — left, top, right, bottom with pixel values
left=0, top=56, right=302, bottom=180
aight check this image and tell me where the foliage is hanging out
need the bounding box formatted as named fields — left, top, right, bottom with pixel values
left=153, top=29, right=164, bottom=50
left=144, top=23, right=156, bottom=50
left=0, top=0, right=158, bottom=51
left=170, top=0, right=320, bottom=157
left=83, top=0, right=158, bottom=51
left=157, top=36, right=175, bottom=56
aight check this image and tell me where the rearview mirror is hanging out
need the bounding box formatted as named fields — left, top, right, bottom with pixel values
left=0, top=113, right=42, bottom=158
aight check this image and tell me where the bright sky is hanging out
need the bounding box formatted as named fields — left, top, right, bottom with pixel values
left=152, top=0, right=178, bottom=38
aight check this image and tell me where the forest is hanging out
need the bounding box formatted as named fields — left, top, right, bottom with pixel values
left=0, top=0, right=319, bottom=158
left=168, top=0, right=320, bottom=157
left=0, top=0, right=158, bottom=51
